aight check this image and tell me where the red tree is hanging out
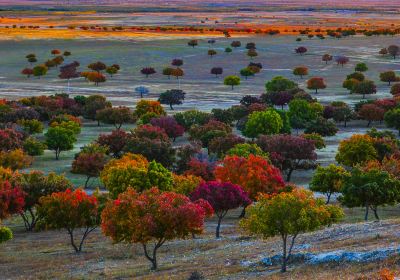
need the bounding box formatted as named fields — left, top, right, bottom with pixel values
left=358, top=104, right=385, bottom=127
left=97, top=130, right=127, bottom=158
left=295, top=47, right=307, bottom=55
left=150, top=116, right=185, bottom=141
left=0, top=129, right=24, bottom=152
left=71, top=152, right=108, bottom=188
left=307, top=77, right=326, bottom=94
left=101, top=187, right=212, bottom=270
left=190, top=181, right=251, bottom=237
left=0, top=180, right=25, bottom=220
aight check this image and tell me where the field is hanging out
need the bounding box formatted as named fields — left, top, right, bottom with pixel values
left=1, top=2, right=400, bottom=279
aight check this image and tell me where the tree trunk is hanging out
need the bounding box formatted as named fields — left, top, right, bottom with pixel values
left=286, top=169, right=294, bottom=182
left=170, top=103, right=174, bottom=110
left=372, top=206, right=380, bottom=221
left=142, top=239, right=165, bottom=270
left=365, top=204, right=369, bottom=221
left=326, top=193, right=331, bottom=204
left=84, top=176, right=91, bottom=188
left=281, top=235, right=287, bottom=273
left=216, top=216, right=223, bottom=238
left=239, top=207, right=246, bottom=218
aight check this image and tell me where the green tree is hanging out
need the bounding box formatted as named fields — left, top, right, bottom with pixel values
left=242, top=188, right=343, bottom=272
left=243, top=109, right=283, bottom=139
left=288, top=99, right=319, bottom=130
left=355, top=63, right=368, bottom=72
left=224, top=75, right=241, bottom=90
left=240, top=68, right=255, bottom=80
left=384, top=108, right=400, bottom=135
left=265, top=76, right=298, bottom=93
left=45, top=126, right=77, bottom=160
left=340, top=168, right=400, bottom=221
left=335, top=134, right=377, bottom=167
left=32, top=65, right=48, bottom=79
left=310, top=164, right=349, bottom=204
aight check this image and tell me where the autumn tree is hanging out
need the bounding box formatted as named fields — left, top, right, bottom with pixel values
left=336, top=134, right=378, bottom=167
left=82, top=95, right=111, bottom=123
left=265, top=76, right=298, bottom=93
left=295, top=46, right=307, bottom=55
left=158, top=89, right=186, bottom=110
left=257, top=134, right=317, bottom=181
left=59, top=61, right=80, bottom=92
left=189, top=120, right=232, bottom=148
left=304, top=117, right=338, bottom=136
left=95, top=106, right=134, bottom=129
left=208, top=49, right=217, bottom=58
left=380, top=71, right=398, bottom=86
left=379, top=48, right=388, bottom=56
left=310, top=165, right=349, bottom=204
left=340, top=168, right=400, bottom=221
left=150, top=116, right=184, bottom=141
left=269, top=91, right=293, bottom=109
left=87, top=72, right=106, bottom=86
left=240, top=67, right=255, bottom=80
left=358, top=103, right=385, bottom=127
left=33, top=65, right=48, bottom=79
left=106, top=66, right=118, bottom=77
left=352, top=80, right=377, bottom=99
left=72, top=149, right=108, bottom=188
left=188, top=40, right=198, bottom=48
left=332, top=103, right=355, bottom=127
left=174, top=110, right=211, bottom=130
left=101, top=188, right=212, bottom=270
left=335, top=56, right=349, bottom=67
left=21, top=68, right=33, bottom=78
left=307, top=77, right=326, bottom=94
left=0, top=128, right=24, bottom=152
left=387, top=45, right=399, bottom=59
left=322, top=54, right=333, bottom=64
left=247, top=49, right=258, bottom=60
left=88, top=61, right=106, bottom=73
left=97, top=129, right=127, bottom=158
left=243, top=109, right=283, bottom=139
left=37, top=189, right=99, bottom=252
left=224, top=75, right=241, bottom=90
left=226, top=143, right=268, bottom=158
left=141, top=67, right=156, bottom=78
left=242, top=188, right=343, bottom=272
left=208, top=134, right=245, bottom=158
left=231, top=41, right=241, bottom=48
left=190, top=181, right=251, bottom=238
left=134, top=100, right=165, bottom=119
left=211, top=67, right=223, bottom=77
left=390, top=83, right=400, bottom=96
left=19, top=171, right=72, bottom=230
left=215, top=155, right=285, bottom=202
left=293, top=66, right=308, bottom=79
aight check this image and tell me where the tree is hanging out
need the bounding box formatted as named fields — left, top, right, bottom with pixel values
left=269, top=91, right=293, bottom=109
left=246, top=42, right=256, bottom=50
left=224, top=75, right=240, bottom=90
left=21, top=68, right=33, bottom=78
left=0, top=128, right=24, bottom=152
left=188, top=39, right=198, bottom=48
left=307, top=77, right=326, bottom=94
left=231, top=41, right=241, bottom=48
left=19, top=171, right=71, bottom=231
left=390, top=83, right=400, bottom=96
left=59, top=61, right=80, bottom=92
left=0, top=180, right=25, bottom=221
left=141, top=67, right=156, bottom=78
left=295, top=46, right=307, bottom=55
left=171, top=68, right=184, bottom=80
left=358, top=104, right=385, bottom=127
left=97, top=129, right=127, bottom=158
left=242, top=188, right=343, bottom=272
left=208, top=134, right=245, bottom=158
left=134, top=100, right=165, bottom=119
left=51, top=49, right=61, bottom=56
left=225, top=47, right=232, bottom=53
left=240, top=67, right=255, bottom=80
left=355, top=63, right=368, bottom=72
left=174, top=110, right=211, bottom=130
left=162, top=67, right=174, bottom=79
left=342, top=78, right=360, bottom=94
left=347, top=72, right=365, bottom=82
left=172, top=174, right=203, bottom=195
left=379, top=48, right=388, bottom=56
left=265, top=76, right=298, bottom=93
left=310, top=165, right=349, bottom=204
left=293, top=66, right=308, bottom=79
left=352, top=80, right=377, bottom=99
left=23, top=137, right=46, bottom=156
left=380, top=71, right=398, bottom=86
left=158, top=89, right=185, bottom=110
left=171, top=58, right=183, bottom=67
left=227, top=143, right=267, bottom=158
left=95, top=106, right=133, bottom=129
left=215, top=155, right=285, bottom=201
left=87, top=72, right=106, bottom=86
left=305, top=117, right=338, bottom=136
left=135, top=86, right=149, bottom=98
left=340, top=168, right=400, bottom=221
left=83, top=95, right=111, bottom=122
left=335, top=56, right=349, bottom=67
left=71, top=151, right=108, bottom=188
left=190, top=181, right=250, bottom=238
left=0, top=149, right=32, bottom=170
left=88, top=61, right=106, bottom=73
left=387, top=45, right=399, bottom=59
left=211, top=67, right=223, bottom=77
left=257, top=134, right=317, bottom=182
left=150, top=116, right=184, bottom=141
left=106, top=66, right=118, bottom=77
left=288, top=99, right=319, bottom=130
left=208, top=49, right=217, bottom=57
left=247, top=49, right=258, bottom=60
left=384, top=108, right=400, bottom=135
left=322, top=54, right=333, bottom=64
left=189, top=120, right=232, bottom=148
left=125, top=125, right=175, bottom=167
left=100, top=153, right=173, bottom=198
left=336, top=134, right=378, bottom=167
left=243, top=109, right=283, bottom=139
left=45, top=126, right=77, bottom=160
left=33, top=65, right=48, bottom=79
left=37, top=189, right=99, bottom=253
left=101, top=187, right=212, bottom=270
left=27, top=56, right=37, bottom=65
left=330, top=103, right=355, bottom=127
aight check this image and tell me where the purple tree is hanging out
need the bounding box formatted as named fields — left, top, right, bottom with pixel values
left=141, top=67, right=156, bottom=78
left=295, top=47, right=307, bottom=55
left=171, top=59, right=183, bottom=67
left=270, top=91, right=293, bottom=109
left=59, top=61, right=80, bottom=93
left=211, top=67, right=223, bottom=77
left=150, top=116, right=185, bottom=141
left=335, top=56, right=349, bottom=67
left=190, top=181, right=251, bottom=238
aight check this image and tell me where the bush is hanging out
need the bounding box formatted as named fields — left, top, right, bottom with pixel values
left=23, top=137, right=46, bottom=156
left=304, top=117, right=338, bottom=136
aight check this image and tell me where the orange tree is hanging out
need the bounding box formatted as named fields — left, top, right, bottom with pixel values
left=101, top=187, right=213, bottom=270
left=100, top=153, right=173, bottom=198
left=241, top=188, right=343, bottom=273
left=37, top=189, right=99, bottom=253
left=215, top=154, right=285, bottom=217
